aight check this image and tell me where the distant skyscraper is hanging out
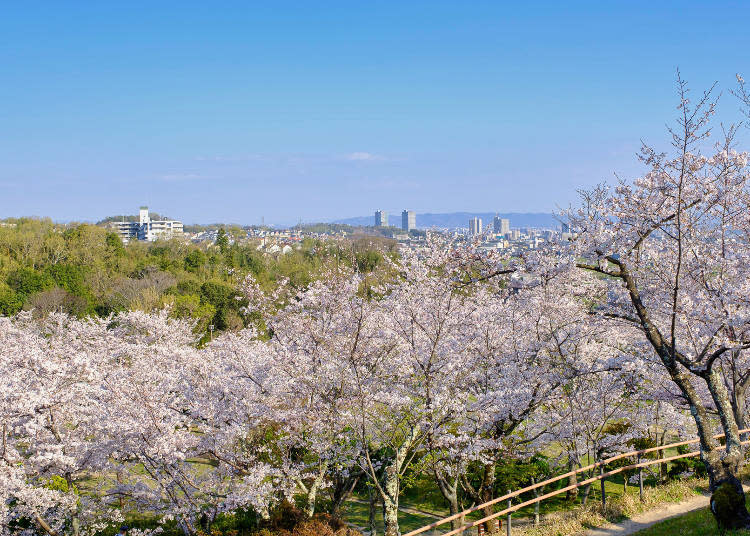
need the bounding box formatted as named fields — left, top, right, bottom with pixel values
left=375, top=210, right=388, bottom=227
left=469, top=217, right=483, bottom=235
left=493, top=216, right=510, bottom=235
left=401, top=210, right=416, bottom=231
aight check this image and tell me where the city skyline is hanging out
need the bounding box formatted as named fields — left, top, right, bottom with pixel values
left=3, top=3, right=750, bottom=224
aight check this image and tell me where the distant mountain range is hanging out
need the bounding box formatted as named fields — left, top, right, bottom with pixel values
left=333, top=212, right=560, bottom=229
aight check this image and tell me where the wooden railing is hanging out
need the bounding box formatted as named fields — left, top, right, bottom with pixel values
left=403, top=429, right=750, bottom=536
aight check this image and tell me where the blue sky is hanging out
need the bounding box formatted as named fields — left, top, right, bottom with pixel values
left=2, top=1, right=749, bottom=225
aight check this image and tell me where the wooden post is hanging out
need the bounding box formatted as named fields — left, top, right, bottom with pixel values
left=532, top=477, right=540, bottom=526
left=638, top=456, right=644, bottom=503
left=506, top=490, right=511, bottom=536
left=600, top=465, right=606, bottom=510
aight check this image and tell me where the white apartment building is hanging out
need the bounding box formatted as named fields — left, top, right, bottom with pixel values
left=108, top=206, right=183, bottom=242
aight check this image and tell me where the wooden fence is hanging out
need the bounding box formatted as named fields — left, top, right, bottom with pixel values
left=403, top=429, right=750, bottom=536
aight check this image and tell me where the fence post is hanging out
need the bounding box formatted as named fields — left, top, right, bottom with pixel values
left=638, top=455, right=644, bottom=502
left=600, top=465, right=606, bottom=510
left=532, top=476, right=540, bottom=526
left=507, top=490, right=511, bottom=536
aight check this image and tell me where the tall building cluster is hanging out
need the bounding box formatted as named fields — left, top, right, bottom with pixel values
left=472, top=215, right=514, bottom=237
left=493, top=215, right=510, bottom=235
left=469, top=216, right=483, bottom=235
left=402, top=210, right=415, bottom=231
left=374, top=210, right=389, bottom=227
left=375, top=209, right=416, bottom=232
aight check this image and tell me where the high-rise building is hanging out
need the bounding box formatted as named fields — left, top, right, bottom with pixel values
left=469, top=217, right=483, bottom=235
left=401, top=210, right=416, bottom=232
left=493, top=216, right=510, bottom=235
left=375, top=210, right=388, bottom=227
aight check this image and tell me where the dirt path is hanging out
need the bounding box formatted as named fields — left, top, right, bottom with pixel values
left=585, top=492, right=712, bottom=536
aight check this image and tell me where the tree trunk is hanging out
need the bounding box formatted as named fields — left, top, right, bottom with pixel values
left=729, top=352, right=749, bottom=442
left=460, top=462, right=501, bottom=533
left=434, top=470, right=464, bottom=531
left=703, top=369, right=750, bottom=530
left=65, top=473, right=80, bottom=536
left=177, top=517, right=196, bottom=536
left=364, top=426, right=420, bottom=536
left=303, top=461, right=328, bottom=517
left=581, top=482, right=591, bottom=506
left=479, top=462, right=500, bottom=533
left=368, top=486, right=378, bottom=536
left=706, top=455, right=750, bottom=531
left=732, top=385, right=748, bottom=440
left=566, top=457, right=578, bottom=502
left=382, top=461, right=401, bottom=536
left=330, top=472, right=360, bottom=517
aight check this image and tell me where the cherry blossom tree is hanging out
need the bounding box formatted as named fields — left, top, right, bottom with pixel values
left=0, top=308, right=291, bottom=536
left=236, top=269, right=367, bottom=518
left=451, top=256, right=614, bottom=527
left=377, top=241, right=482, bottom=533
left=0, top=312, right=118, bottom=536
left=568, top=72, right=750, bottom=529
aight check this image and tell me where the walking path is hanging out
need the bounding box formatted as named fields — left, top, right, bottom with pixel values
left=585, top=490, right=719, bottom=536
left=350, top=487, right=728, bottom=536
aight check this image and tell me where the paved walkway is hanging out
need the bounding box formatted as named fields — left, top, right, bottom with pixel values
left=585, top=492, right=712, bottom=536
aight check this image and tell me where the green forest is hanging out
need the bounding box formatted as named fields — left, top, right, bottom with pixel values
left=0, top=218, right=396, bottom=341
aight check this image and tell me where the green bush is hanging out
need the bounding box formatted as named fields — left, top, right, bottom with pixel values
left=184, top=249, right=207, bottom=272
left=7, top=268, right=53, bottom=297
left=0, top=285, right=23, bottom=315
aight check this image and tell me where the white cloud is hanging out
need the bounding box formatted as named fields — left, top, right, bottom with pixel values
left=342, top=152, right=383, bottom=161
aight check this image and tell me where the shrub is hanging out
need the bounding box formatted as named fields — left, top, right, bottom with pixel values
left=24, top=288, right=90, bottom=317
left=7, top=267, right=53, bottom=297
left=0, top=284, right=23, bottom=315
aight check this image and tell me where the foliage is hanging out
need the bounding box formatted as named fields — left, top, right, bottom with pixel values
left=0, top=219, right=391, bottom=336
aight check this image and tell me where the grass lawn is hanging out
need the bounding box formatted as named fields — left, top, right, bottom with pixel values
left=340, top=501, right=446, bottom=534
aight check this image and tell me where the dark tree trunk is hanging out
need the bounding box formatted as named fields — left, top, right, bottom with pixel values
left=478, top=462, right=500, bottom=533
left=461, top=462, right=501, bottom=533
left=368, top=486, right=378, bottom=536
left=703, top=369, right=750, bottom=530
left=581, top=482, right=591, bottom=506
left=707, top=464, right=750, bottom=531
left=566, top=457, right=578, bottom=502
left=433, top=470, right=464, bottom=531
left=329, top=472, right=360, bottom=517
